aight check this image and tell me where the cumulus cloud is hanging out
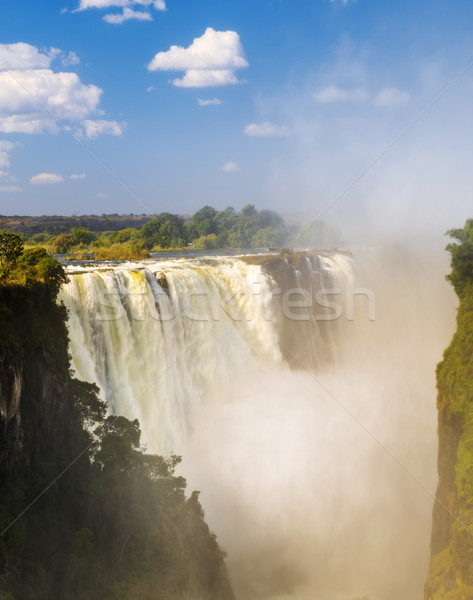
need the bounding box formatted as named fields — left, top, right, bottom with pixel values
left=76, top=0, right=165, bottom=23
left=197, top=98, right=222, bottom=106
left=69, top=173, right=86, bottom=179
left=0, top=70, right=102, bottom=134
left=83, top=119, right=124, bottom=138
left=0, top=43, right=123, bottom=137
left=148, top=28, right=248, bottom=88
left=30, top=172, right=63, bottom=184
left=0, top=185, right=22, bottom=192
left=78, top=0, right=165, bottom=8
left=374, top=87, right=410, bottom=107
left=103, top=8, right=152, bottom=23
left=0, top=43, right=57, bottom=71
left=222, top=161, right=239, bottom=172
left=313, top=85, right=369, bottom=103
left=244, top=121, right=289, bottom=137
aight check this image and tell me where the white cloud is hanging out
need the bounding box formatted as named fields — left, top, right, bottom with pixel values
left=69, top=173, right=86, bottom=179
left=0, top=140, right=14, bottom=169
left=78, top=0, right=165, bottom=9
left=83, top=119, right=124, bottom=138
left=0, top=186, right=22, bottom=192
left=222, top=161, right=239, bottom=172
left=197, top=98, right=222, bottom=106
left=0, top=44, right=123, bottom=137
left=96, top=192, right=108, bottom=198
left=147, top=85, right=154, bottom=92
left=30, top=172, right=63, bottom=184
left=0, top=69, right=102, bottom=134
left=77, top=0, right=165, bottom=22
left=330, top=0, right=357, bottom=4
left=244, top=121, right=289, bottom=137
left=103, top=7, right=152, bottom=23
left=148, top=28, right=248, bottom=88
left=313, top=85, right=369, bottom=103
left=0, top=43, right=57, bottom=71
left=173, top=69, right=241, bottom=88
left=62, top=51, right=80, bottom=66
left=374, top=87, right=410, bottom=107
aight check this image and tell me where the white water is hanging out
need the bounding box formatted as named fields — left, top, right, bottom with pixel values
left=60, top=249, right=456, bottom=600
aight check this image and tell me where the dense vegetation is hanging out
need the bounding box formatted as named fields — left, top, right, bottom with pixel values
left=425, top=219, right=473, bottom=599
left=0, top=233, right=233, bottom=600
left=24, top=205, right=288, bottom=258
left=0, top=207, right=340, bottom=260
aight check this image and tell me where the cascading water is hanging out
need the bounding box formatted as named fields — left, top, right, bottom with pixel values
left=59, top=249, right=456, bottom=600
left=60, top=254, right=349, bottom=453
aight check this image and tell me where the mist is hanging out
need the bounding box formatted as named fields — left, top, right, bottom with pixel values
left=178, top=242, right=457, bottom=600
left=61, top=237, right=458, bottom=600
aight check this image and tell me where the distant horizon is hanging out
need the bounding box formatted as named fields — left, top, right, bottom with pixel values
left=0, top=0, right=472, bottom=240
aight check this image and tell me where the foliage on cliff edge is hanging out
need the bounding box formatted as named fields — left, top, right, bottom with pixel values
left=425, top=219, right=473, bottom=600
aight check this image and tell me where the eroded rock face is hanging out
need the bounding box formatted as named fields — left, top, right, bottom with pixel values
left=425, top=285, right=473, bottom=599
left=242, top=250, right=353, bottom=370
left=0, top=361, right=23, bottom=473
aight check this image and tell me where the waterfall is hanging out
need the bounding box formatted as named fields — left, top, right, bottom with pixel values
left=60, top=253, right=352, bottom=454
left=59, top=248, right=454, bottom=600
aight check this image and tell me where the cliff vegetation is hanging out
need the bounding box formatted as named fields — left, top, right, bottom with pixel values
left=426, top=219, right=473, bottom=599
left=0, top=232, right=234, bottom=600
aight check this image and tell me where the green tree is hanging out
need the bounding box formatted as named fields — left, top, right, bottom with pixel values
left=141, top=214, right=186, bottom=249
left=446, top=218, right=473, bottom=297
left=54, top=233, right=75, bottom=254
left=0, top=231, right=23, bottom=278
left=188, top=206, right=217, bottom=238
left=71, top=227, right=95, bottom=247
left=15, top=248, right=69, bottom=297
left=251, top=226, right=282, bottom=248
left=194, top=233, right=218, bottom=250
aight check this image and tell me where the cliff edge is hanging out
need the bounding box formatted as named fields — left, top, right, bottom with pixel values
left=426, top=220, right=473, bottom=599
left=0, top=236, right=234, bottom=600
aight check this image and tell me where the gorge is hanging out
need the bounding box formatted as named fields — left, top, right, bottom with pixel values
left=57, top=246, right=456, bottom=599
left=1, top=239, right=468, bottom=599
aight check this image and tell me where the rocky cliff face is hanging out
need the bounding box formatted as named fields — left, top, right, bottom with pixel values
left=0, top=278, right=234, bottom=600
left=425, top=283, right=473, bottom=599
left=0, top=360, right=22, bottom=473
left=0, top=283, right=74, bottom=480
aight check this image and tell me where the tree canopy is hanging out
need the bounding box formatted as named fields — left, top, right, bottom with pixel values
left=0, top=231, right=23, bottom=278
left=446, top=218, right=473, bottom=296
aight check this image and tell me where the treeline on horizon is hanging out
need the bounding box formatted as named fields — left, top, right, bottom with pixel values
left=1, top=205, right=340, bottom=259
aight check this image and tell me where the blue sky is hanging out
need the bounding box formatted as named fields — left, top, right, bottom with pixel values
left=0, top=0, right=473, bottom=237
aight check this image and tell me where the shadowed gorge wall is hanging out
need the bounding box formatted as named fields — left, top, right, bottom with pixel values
left=0, top=273, right=234, bottom=600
